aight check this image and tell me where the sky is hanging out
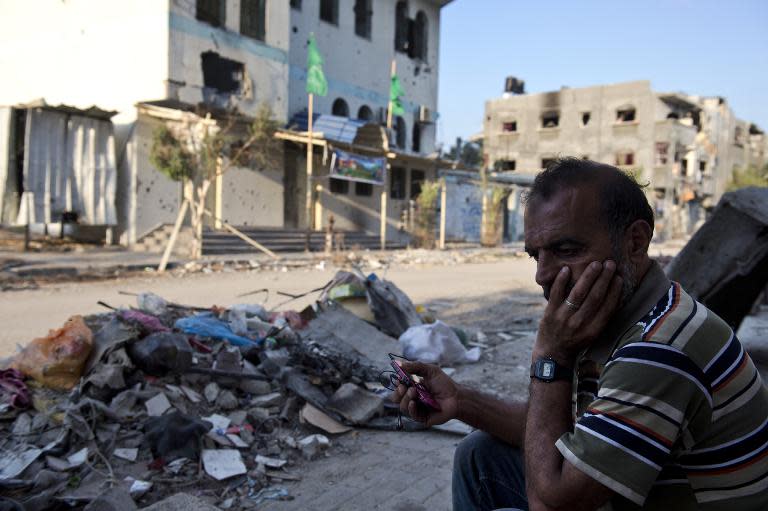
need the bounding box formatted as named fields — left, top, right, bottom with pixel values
left=436, top=0, right=768, bottom=148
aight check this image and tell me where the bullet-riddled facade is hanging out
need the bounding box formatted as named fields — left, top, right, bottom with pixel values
left=483, top=80, right=767, bottom=239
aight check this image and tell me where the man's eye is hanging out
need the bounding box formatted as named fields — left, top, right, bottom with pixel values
left=557, top=248, right=579, bottom=257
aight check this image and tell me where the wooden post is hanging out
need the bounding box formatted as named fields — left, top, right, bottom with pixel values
left=214, top=163, right=223, bottom=230
left=305, top=93, right=314, bottom=251
left=381, top=59, right=396, bottom=251
left=439, top=177, right=447, bottom=250
left=158, top=198, right=189, bottom=273
left=480, top=165, right=489, bottom=245
left=315, top=184, right=324, bottom=230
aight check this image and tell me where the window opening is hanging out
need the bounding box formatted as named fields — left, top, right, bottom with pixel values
left=394, top=116, right=406, bottom=149
left=201, top=52, right=243, bottom=94
left=320, top=0, right=338, bottom=25
left=412, top=11, right=428, bottom=60
left=394, top=2, right=408, bottom=52
left=615, top=151, right=635, bottom=166
left=196, top=0, right=225, bottom=27
left=290, top=0, right=301, bottom=9
left=495, top=160, right=516, bottom=171
left=390, top=167, right=406, bottom=199
left=330, top=178, right=349, bottom=194
left=616, top=107, right=636, bottom=123
left=655, top=142, right=669, bottom=165
left=357, top=105, right=373, bottom=121
left=240, top=0, right=266, bottom=41
left=355, top=182, right=373, bottom=196
left=502, top=121, right=517, bottom=133
left=541, top=112, right=559, bottom=128
left=354, top=0, right=372, bottom=39
left=410, top=169, right=425, bottom=198
left=680, top=158, right=689, bottom=176
left=332, top=98, right=349, bottom=117
left=581, top=112, right=591, bottom=126
left=699, top=161, right=707, bottom=172
left=412, top=123, right=421, bottom=153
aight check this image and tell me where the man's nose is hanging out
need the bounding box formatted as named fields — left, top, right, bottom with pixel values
left=535, top=251, right=559, bottom=289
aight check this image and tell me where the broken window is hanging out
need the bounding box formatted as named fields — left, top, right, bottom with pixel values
left=681, top=158, right=689, bottom=176
left=582, top=112, right=591, bottom=126
left=355, top=182, right=373, bottom=196
left=541, top=158, right=556, bottom=169
left=734, top=126, right=745, bottom=146
left=615, top=151, right=635, bottom=166
left=412, top=11, right=428, bottom=60
left=616, top=107, right=636, bottom=123
left=240, top=0, right=266, bottom=41
left=394, top=116, right=406, bottom=150
left=699, top=161, right=707, bottom=172
left=394, top=1, right=409, bottom=52
left=201, top=51, right=243, bottom=94
left=357, top=105, right=373, bottom=121
left=410, top=169, right=425, bottom=198
left=290, top=0, right=301, bottom=10
left=332, top=98, right=349, bottom=117
left=655, top=142, right=669, bottom=165
left=320, top=0, right=338, bottom=25
left=541, top=111, right=559, bottom=128
left=495, top=160, right=516, bottom=171
left=390, top=167, right=406, bottom=199
left=196, top=0, right=225, bottom=27
left=354, top=0, right=372, bottom=39
left=330, top=178, right=349, bottom=194
left=502, top=121, right=517, bottom=133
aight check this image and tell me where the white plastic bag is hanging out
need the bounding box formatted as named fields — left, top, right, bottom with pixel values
left=228, top=304, right=269, bottom=336
left=137, top=292, right=168, bottom=315
left=398, top=321, right=481, bottom=365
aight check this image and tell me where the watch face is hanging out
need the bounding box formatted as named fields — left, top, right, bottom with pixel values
left=541, top=361, right=555, bottom=378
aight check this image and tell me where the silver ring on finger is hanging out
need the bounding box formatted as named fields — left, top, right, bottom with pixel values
left=564, top=298, right=580, bottom=310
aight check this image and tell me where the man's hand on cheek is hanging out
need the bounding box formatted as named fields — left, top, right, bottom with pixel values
left=535, top=260, right=623, bottom=362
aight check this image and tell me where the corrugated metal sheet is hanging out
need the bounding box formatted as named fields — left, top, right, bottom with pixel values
left=15, top=108, right=116, bottom=225
left=288, top=112, right=366, bottom=145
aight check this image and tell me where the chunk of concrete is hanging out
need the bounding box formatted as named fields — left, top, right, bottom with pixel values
left=325, top=383, right=384, bottom=425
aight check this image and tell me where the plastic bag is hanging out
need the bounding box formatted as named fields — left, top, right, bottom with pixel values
left=175, top=313, right=260, bottom=347
left=136, top=292, right=168, bottom=316
left=11, top=316, right=93, bottom=390
left=398, top=321, right=481, bottom=365
left=365, top=274, right=422, bottom=338
left=228, top=304, right=269, bottom=336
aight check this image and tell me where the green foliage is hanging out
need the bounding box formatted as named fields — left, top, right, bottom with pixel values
left=727, top=164, right=768, bottom=191
left=445, top=139, right=482, bottom=169
left=149, top=126, right=194, bottom=182
left=482, top=185, right=508, bottom=247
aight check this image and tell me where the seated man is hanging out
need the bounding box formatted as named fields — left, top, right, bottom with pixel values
left=392, top=158, right=768, bottom=510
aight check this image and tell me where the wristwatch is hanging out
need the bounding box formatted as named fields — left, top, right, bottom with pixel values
left=530, top=357, right=573, bottom=383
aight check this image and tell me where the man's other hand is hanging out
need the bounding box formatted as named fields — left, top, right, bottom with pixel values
left=389, top=360, right=459, bottom=427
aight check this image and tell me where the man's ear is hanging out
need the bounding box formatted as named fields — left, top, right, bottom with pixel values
left=624, top=219, right=652, bottom=263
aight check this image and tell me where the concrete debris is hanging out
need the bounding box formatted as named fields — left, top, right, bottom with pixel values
left=203, top=382, right=220, bottom=403
left=145, top=393, right=172, bottom=417
left=299, top=403, right=352, bottom=434
left=140, top=493, right=219, bottom=511
left=298, top=434, right=330, bottom=460
left=83, top=487, right=138, bottom=511
left=128, top=479, right=153, bottom=499
left=326, top=383, right=385, bottom=425
left=255, top=454, right=287, bottom=469
left=113, top=448, right=138, bottom=462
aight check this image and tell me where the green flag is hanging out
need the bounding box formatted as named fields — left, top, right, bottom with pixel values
left=306, top=34, right=328, bottom=96
left=389, top=74, right=405, bottom=116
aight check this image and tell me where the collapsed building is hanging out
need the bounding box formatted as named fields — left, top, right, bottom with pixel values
left=483, top=79, right=768, bottom=240
left=0, top=0, right=453, bottom=252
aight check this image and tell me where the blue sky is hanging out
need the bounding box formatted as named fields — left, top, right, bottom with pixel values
left=436, top=0, right=768, bottom=148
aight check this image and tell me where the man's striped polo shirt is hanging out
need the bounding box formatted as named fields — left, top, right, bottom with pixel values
left=556, top=262, right=768, bottom=510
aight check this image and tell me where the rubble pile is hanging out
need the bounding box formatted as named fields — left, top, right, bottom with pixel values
left=0, top=272, right=481, bottom=509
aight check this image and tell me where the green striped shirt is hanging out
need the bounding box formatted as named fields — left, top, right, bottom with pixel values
left=556, top=262, right=768, bottom=510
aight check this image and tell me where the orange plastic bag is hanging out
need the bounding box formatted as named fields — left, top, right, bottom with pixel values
left=11, top=316, right=93, bottom=390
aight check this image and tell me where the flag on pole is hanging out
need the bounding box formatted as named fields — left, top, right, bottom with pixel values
left=306, top=34, right=328, bottom=97
left=389, top=74, right=405, bottom=116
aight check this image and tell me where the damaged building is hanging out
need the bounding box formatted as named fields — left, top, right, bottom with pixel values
left=483, top=79, right=768, bottom=239
left=0, top=0, right=452, bottom=251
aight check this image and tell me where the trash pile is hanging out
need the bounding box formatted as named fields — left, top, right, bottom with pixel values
left=0, top=271, right=481, bottom=509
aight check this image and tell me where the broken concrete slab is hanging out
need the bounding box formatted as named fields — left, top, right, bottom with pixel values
left=325, top=383, right=385, bottom=425
left=249, top=392, right=283, bottom=408
left=299, top=403, right=352, bottom=434
left=666, top=187, right=768, bottom=329
left=83, top=487, right=137, bottom=511
left=140, top=493, right=219, bottom=511
left=145, top=393, right=172, bottom=417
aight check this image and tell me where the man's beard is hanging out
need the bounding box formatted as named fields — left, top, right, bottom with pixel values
left=541, top=254, right=638, bottom=307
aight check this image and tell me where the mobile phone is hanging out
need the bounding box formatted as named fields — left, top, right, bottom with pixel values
left=390, top=357, right=441, bottom=411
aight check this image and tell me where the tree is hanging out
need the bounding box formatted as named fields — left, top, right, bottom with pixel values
left=727, top=163, right=768, bottom=191
left=150, top=103, right=281, bottom=260
left=444, top=138, right=483, bottom=169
